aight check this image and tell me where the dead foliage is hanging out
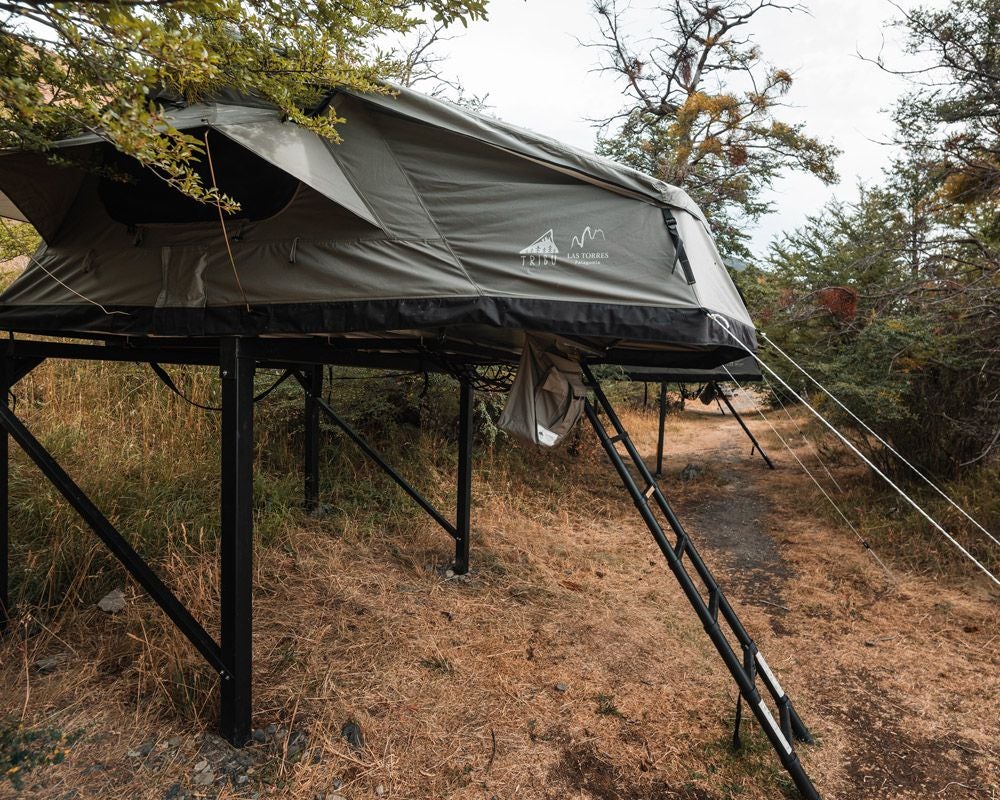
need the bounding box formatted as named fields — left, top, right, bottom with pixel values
left=0, top=393, right=996, bottom=799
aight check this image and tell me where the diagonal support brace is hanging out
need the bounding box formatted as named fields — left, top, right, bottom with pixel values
left=293, top=371, right=459, bottom=541
left=0, top=403, right=229, bottom=679
left=713, top=383, right=775, bottom=470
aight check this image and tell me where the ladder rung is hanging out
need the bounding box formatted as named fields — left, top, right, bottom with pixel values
left=583, top=376, right=820, bottom=799
left=709, top=590, right=720, bottom=622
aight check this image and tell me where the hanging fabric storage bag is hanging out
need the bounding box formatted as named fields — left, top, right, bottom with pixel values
left=499, top=335, right=587, bottom=447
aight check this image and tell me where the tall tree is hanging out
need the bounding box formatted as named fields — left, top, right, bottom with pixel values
left=759, top=179, right=998, bottom=479
left=589, top=0, right=839, bottom=257
left=391, top=22, right=489, bottom=109
left=879, top=0, right=1000, bottom=211
left=0, top=0, right=486, bottom=208
left=753, top=0, right=1000, bottom=479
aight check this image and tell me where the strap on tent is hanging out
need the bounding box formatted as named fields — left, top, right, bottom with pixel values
left=662, top=210, right=696, bottom=285
left=150, top=362, right=293, bottom=411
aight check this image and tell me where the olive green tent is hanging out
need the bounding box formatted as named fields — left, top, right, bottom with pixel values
left=0, top=85, right=821, bottom=799
left=0, top=84, right=753, bottom=368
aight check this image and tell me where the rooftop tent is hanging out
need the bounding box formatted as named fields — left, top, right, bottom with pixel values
left=0, top=84, right=754, bottom=368
left=0, top=87, right=823, bottom=798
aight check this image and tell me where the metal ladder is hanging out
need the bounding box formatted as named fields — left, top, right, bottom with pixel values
left=582, top=365, right=820, bottom=799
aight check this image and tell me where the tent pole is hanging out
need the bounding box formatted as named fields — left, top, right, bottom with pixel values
left=219, top=338, right=255, bottom=746
left=303, top=364, right=323, bottom=513
left=656, top=381, right=668, bottom=477
left=716, top=385, right=775, bottom=470
left=453, top=379, right=474, bottom=575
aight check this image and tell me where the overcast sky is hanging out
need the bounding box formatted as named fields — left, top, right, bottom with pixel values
left=426, top=0, right=945, bottom=260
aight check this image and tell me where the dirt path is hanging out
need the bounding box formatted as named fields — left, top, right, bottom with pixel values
left=665, top=405, right=792, bottom=612
left=642, top=400, right=999, bottom=799
left=0, top=398, right=997, bottom=800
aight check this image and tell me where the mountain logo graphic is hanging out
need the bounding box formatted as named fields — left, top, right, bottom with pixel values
left=519, top=229, right=559, bottom=256
left=571, top=226, right=605, bottom=250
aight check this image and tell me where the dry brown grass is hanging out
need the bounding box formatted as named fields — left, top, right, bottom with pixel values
left=0, top=383, right=997, bottom=800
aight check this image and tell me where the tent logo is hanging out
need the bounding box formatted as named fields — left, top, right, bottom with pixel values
left=567, top=225, right=610, bottom=266
left=519, top=229, right=559, bottom=268
left=570, top=226, right=605, bottom=249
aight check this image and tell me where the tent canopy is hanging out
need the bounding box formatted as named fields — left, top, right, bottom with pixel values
left=0, top=84, right=755, bottom=368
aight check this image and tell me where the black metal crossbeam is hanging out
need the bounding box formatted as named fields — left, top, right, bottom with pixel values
left=3, top=339, right=219, bottom=366
left=0, top=336, right=518, bottom=373
left=582, top=364, right=818, bottom=800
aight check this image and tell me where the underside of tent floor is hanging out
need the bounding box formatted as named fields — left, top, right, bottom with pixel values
left=0, top=400, right=996, bottom=800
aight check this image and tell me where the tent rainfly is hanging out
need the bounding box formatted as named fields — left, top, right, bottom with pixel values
left=0, top=84, right=753, bottom=367
left=0, top=85, right=821, bottom=799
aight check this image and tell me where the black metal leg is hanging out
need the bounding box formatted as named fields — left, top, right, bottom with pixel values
left=718, top=390, right=775, bottom=469
left=303, top=365, right=322, bottom=513
left=656, top=382, right=667, bottom=477
left=220, top=338, right=255, bottom=746
left=453, top=380, right=473, bottom=574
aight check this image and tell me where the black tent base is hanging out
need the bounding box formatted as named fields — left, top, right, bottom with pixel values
left=654, top=381, right=774, bottom=476
left=0, top=338, right=818, bottom=798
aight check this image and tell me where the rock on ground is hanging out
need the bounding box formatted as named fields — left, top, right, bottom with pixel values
left=97, top=589, right=126, bottom=613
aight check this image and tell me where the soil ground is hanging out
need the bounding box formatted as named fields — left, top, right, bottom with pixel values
left=0, top=394, right=997, bottom=800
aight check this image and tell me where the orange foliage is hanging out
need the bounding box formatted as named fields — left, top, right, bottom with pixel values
left=814, top=286, right=858, bottom=321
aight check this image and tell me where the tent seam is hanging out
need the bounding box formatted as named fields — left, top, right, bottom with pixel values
left=373, top=124, right=483, bottom=298
left=317, top=133, right=390, bottom=233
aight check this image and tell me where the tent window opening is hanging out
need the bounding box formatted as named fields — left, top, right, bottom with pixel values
left=98, top=128, right=300, bottom=226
